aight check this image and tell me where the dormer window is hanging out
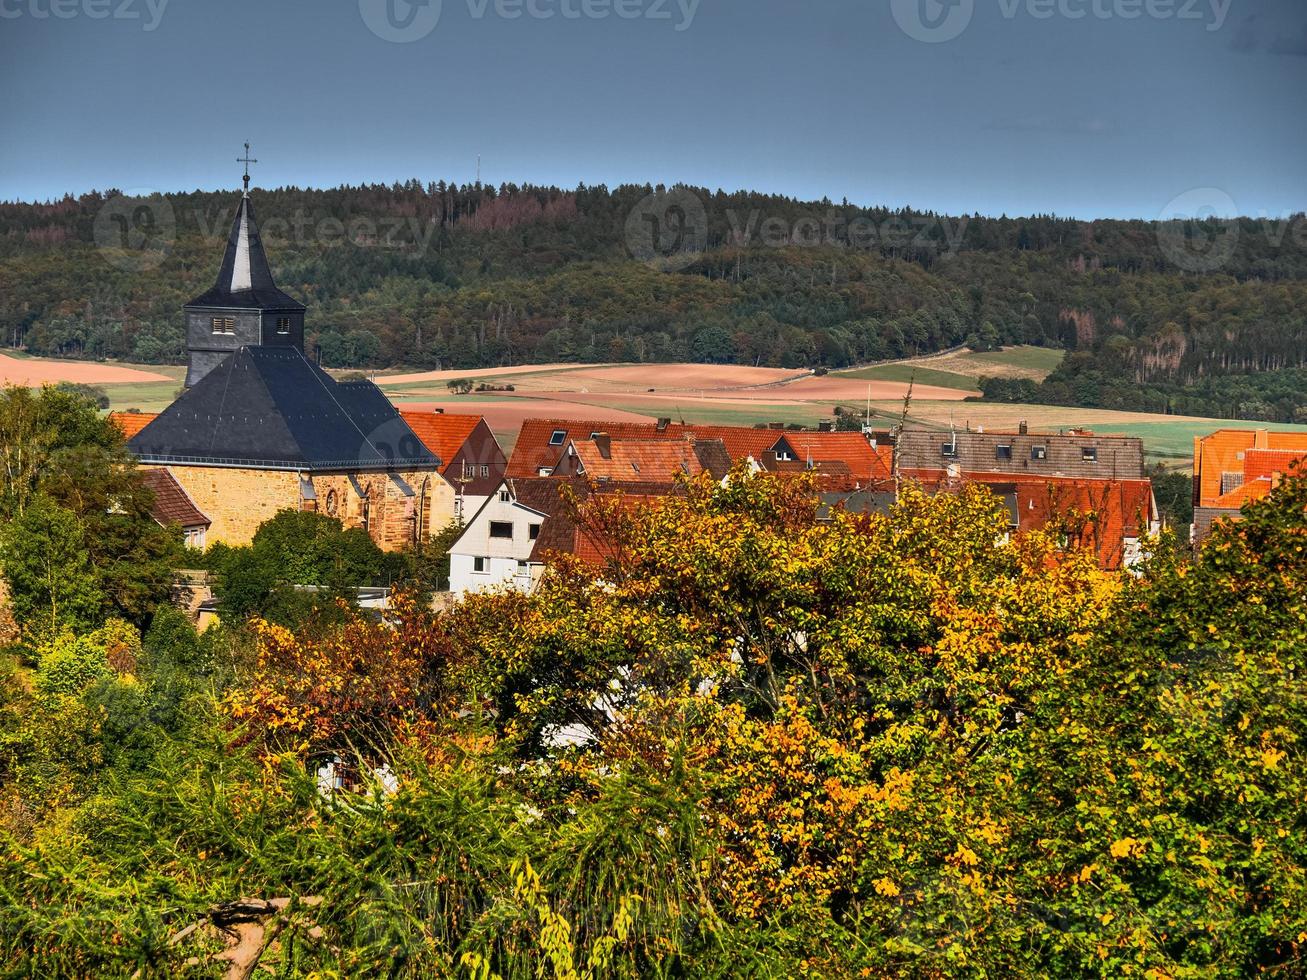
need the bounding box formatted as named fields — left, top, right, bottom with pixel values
left=275, top=317, right=291, bottom=334
left=211, top=317, right=235, bottom=334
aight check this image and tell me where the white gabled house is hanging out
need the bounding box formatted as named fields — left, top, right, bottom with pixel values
left=448, top=479, right=557, bottom=596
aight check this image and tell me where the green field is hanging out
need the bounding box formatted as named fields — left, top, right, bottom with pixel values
left=100, top=369, right=187, bottom=412
left=591, top=400, right=830, bottom=430
left=835, top=345, right=1065, bottom=387
left=834, top=364, right=980, bottom=390
left=1080, top=419, right=1307, bottom=462
left=961, top=346, right=1066, bottom=374
left=848, top=397, right=1307, bottom=464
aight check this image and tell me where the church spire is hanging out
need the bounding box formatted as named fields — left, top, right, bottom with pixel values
left=185, top=159, right=302, bottom=310
left=181, top=146, right=305, bottom=388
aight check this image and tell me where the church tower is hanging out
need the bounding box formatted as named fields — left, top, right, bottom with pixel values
left=182, top=145, right=305, bottom=387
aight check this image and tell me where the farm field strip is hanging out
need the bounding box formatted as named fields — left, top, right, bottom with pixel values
left=832, top=363, right=981, bottom=391
left=15, top=351, right=1305, bottom=466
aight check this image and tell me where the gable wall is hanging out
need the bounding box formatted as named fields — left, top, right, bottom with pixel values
left=445, top=420, right=509, bottom=497
left=449, top=490, right=542, bottom=595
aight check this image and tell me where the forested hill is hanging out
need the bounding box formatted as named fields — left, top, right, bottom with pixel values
left=3, top=182, right=1306, bottom=420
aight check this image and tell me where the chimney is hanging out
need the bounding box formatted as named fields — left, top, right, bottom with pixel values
left=769, top=421, right=784, bottom=430
left=594, top=433, right=612, bottom=459
left=1018, top=420, right=1028, bottom=435
left=656, top=417, right=671, bottom=432
left=818, top=420, right=833, bottom=432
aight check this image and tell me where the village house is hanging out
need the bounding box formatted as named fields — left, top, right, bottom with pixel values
left=123, top=183, right=452, bottom=550
left=137, top=468, right=211, bottom=549
left=903, top=466, right=1159, bottom=571
left=894, top=423, right=1145, bottom=480
left=508, top=417, right=893, bottom=487
left=398, top=410, right=508, bottom=523
left=506, top=418, right=692, bottom=477
left=1192, top=428, right=1307, bottom=541
left=549, top=434, right=732, bottom=483
left=448, top=477, right=672, bottom=595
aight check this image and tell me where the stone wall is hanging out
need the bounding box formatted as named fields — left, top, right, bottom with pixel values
left=164, top=465, right=455, bottom=550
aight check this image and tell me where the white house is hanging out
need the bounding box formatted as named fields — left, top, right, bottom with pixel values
left=448, top=479, right=559, bottom=596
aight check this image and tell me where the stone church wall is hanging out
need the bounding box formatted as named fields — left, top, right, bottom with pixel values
left=164, top=465, right=456, bottom=551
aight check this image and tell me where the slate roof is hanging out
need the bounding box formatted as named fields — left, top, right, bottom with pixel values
left=185, top=195, right=305, bottom=310
left=127, top=346, right=439, bottom=472
left=139, top=468, right=210, bottom=528
left=816, top=489, right=896, bottom=522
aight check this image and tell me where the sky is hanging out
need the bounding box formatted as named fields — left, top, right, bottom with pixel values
left=1, top=0, right=1304, bottom=219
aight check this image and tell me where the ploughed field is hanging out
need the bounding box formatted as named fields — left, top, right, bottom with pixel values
left=12, top=346, right=1305, bottom=465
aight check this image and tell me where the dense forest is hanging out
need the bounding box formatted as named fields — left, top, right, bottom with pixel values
left=2, top=182, right=1306, bottom=419
left=2, top=386, right=1305, bottom=977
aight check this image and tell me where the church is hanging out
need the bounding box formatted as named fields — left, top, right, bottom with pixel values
left=127, top=168, right=455, bottom=550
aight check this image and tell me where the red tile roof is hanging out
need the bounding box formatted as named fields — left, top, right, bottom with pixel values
left=566, top=438, right=711, bottom=482
left=504, top=477, right=677, bottom=565
left=507, top=419, right=691, bottom=477
left=1266, top=431, right=1307, bottom=451
left=780, top=431, right=892, bottom=483
left=1243, top=448, right=1307, bottom=483
left=1194, top=429, right=1307, bottom=507
left=508, top=418, right=892, bottom=485
left=1211, top=478, right=1273, bottom=509
left=905, top=468, right=1156, bottom=570
left=139, top=468, right=210, bottom=529
left=398, top=411, right=484, bottom=474
left=682, top=425, right=793, bottom=462
left=109, top=411, right=158, bottom=440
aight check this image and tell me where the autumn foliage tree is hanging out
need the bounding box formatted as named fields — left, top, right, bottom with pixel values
left=2, top=472, right=1304, bottom=978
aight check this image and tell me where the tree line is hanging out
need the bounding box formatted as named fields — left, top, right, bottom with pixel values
left=2, top=182, right=1305, bottom=419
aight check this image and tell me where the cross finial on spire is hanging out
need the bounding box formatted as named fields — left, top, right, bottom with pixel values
left=237, top=142, right=257, bottom=197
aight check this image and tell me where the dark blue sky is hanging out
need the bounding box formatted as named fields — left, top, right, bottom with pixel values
left=2, top=0, right=1303, bottom=218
